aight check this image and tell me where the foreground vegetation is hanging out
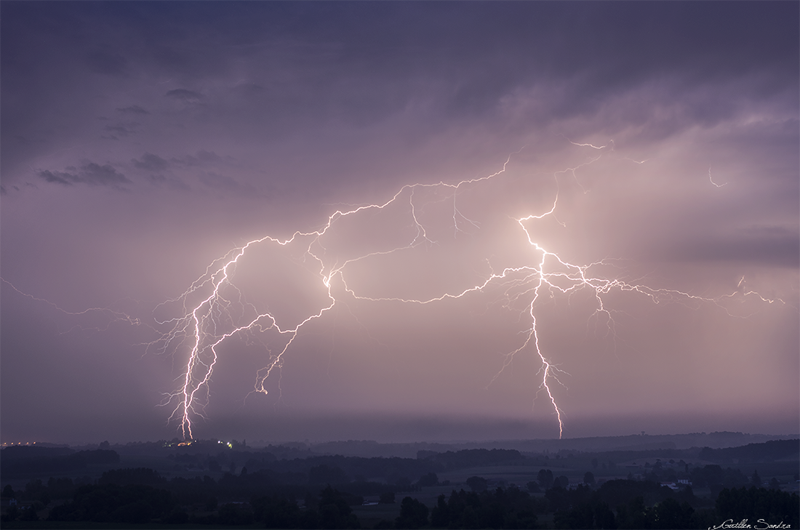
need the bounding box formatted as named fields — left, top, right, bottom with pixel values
left=1, top=438, right=797, bottom=528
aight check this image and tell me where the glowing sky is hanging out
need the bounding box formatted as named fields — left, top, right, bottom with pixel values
left=1, top=2, right=798, bottom=444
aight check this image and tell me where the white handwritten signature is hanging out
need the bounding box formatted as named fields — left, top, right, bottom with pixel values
left=708, top=519, right=791, bottom=530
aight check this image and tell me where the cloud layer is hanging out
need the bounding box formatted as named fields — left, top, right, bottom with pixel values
left=1, top=2, right=797, bottom=443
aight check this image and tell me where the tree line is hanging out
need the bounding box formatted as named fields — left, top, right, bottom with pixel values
left=2, top=466, right=797, bottom=528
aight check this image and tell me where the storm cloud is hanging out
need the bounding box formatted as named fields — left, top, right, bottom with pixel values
left=1, top=2, right=797, bottom=444
left=37, top=162, right=130, bottom=188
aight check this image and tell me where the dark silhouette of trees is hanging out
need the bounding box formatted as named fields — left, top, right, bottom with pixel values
left=537, top=469, right=554, bottom=489
left=716, top=486, right=799, bottom=529
left=1, top=448, right=119, bottom=476
left=252, top=495, right=304, bottom=528
left=309, top=464, right=349, bottom=485
left=699, top=439, right=799, bottom=463
left=419, top=449, right=526, bottom=470
left=2, top=504, right=19, bottom=523
left=46, top=477, right=75, bottom=500
left=430, top=494, right=450, bottom=527
left=690, top=464, right=748, bottom=492
left=217, top=502, right=255, bottom=525
left=3, top=440, right=795, bottom=528
left=47, top=483, right=175, bottom=523
left=396, top=496, right=429, bottom=529
left=317, top=485, right=360, bottom=529
left=648, top=497, right=694, bottom=529
left=466, top=476, right=489, bottom=492
left=379, top=491, right=396, bottom=504
left=99, top=467, right=165, bottom=486
left=553, top=502, right=595, bottom=529
left=430, top=487, right=541, bottom=528
left=416, top=472, right=439, bottom=487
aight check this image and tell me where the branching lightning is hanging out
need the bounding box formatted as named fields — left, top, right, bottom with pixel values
left=1, top=278, right=141, bottom=332
left=144, top=143, right=784, bottom=440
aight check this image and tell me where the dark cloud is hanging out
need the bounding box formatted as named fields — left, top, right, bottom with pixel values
left=116, top=105, right=149, bottom=115
left=37, top=162, right=130, bottom=188
left=197, top=171, right=251, bottom=194
left=81, top=163, right=129, bottom=186
left=103, top=123, right=138, bottom=138
left=38, top=170, right=74, bottom=185
left=132, top=153, right=170, bottom=172
left=2, top=2, right=796, bottom=188
left=172, top=150, right=226, bottom=167
left=165, top=89, right=203, bottom=102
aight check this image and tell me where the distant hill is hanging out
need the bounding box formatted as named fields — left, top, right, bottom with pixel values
left=699, top=439, right=799, bottom=463
left=300, top=432, right=799, bottom=458
left=0, top=448, right=120, bottom=477
left=0, top=445, right=73, bottom=459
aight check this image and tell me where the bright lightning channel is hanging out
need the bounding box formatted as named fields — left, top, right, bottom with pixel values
left=150, top=145, right=781, bottom=441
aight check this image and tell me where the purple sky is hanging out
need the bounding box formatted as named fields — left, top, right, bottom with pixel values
left=2, top=2, right=798, bottom=444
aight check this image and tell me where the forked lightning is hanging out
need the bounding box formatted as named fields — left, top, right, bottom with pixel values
left=148, top=143, right=781, bottom=440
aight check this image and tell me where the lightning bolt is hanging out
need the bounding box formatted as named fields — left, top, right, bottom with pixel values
left=1, top=278, right=142, bottom=332
left=147, top=141, right=783, bottom=441
left=709, top=167, right=729, bottom=188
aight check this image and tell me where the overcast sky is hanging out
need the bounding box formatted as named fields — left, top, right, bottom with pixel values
left=2, top=2, right=798, bottom=444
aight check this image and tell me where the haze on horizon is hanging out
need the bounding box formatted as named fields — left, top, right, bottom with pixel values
left=1, top=2, right=798, bottom=446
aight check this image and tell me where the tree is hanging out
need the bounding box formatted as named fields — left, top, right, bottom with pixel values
left=374, top=519, right=393, bottom=529
left=396, top=496, right=429, bottom=529
left=466, top=476, right=488, bottom=492
left=584, top=471, right=596, bottom=487
left=417, top=472, right=439, bottom=487
left=318, top=486, right=359, bottom=529
left=20, top=504, right=38, bottom=521
left=716, top=486, right=800, bottom=529
left=2, top=503, right=19, bottom=523
left=379, top=492, right=395, bottom=504
left=394, top=476, right=412, bottom=490
left=430, top=494, right=449, bottom=527
left=651, top=497, right=694, bottom=529
left=750, top=470, right=762, bottom=487
left=309, top=464, right=348, bottom=485
left=252, top=496, right=302, bottom=528
left=537, top=469, right=554, bottom=489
